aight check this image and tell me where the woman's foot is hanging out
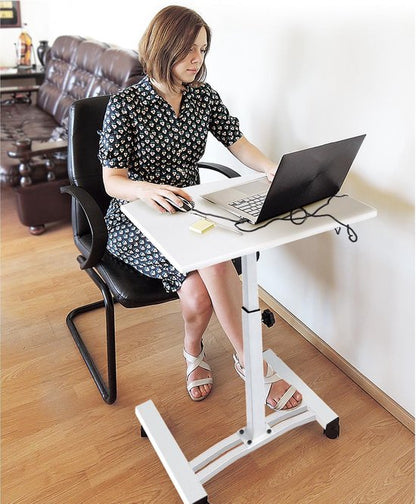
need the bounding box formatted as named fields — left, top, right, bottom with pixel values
left=183, top=345, right=213, bottom=401
left=266, top=368, right=302, bottom=410
left=234, top=355, right=302, bottom=410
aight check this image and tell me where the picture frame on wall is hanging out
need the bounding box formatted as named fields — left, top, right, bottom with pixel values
left=0, top=1, right=21, bottom=28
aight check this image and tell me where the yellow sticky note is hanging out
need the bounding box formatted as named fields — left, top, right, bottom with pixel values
left=189, top=219, right=215, bottom=234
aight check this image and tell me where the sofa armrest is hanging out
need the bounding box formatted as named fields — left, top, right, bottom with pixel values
left=7, top=139, right=67, bottom=186
left=1, top=84, right=40, bottom=105
left=7, top=139, right=67, bottom=158
left=1, top=84, right=40, bottom=95
left=60, top=185, right=108, bottom=271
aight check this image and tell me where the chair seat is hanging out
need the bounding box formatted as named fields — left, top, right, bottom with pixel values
left=96, top=251, right=178, bottom=308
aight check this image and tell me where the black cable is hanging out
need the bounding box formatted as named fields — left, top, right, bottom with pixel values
left=191, top=194, right=357, bottom=242
left=191, top=208, right=244, bottom=224
left=233, top=194, right=358, bottom=242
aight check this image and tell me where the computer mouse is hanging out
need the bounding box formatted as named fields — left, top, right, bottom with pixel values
left=165, top=195, right=195, bottom=212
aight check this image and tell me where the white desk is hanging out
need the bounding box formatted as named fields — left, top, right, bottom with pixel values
left=121, top=176, right=376, bottom=504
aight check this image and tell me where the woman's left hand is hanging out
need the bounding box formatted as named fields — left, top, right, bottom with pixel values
left=227, top=137, right=278, bottom=182
left=265, top=164, right=278, bottom=182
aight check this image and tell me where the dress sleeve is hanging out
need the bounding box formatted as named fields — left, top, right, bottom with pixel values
left=208, top=85, right=243, bottom=147
left=98, top=93, right=134, bottom=169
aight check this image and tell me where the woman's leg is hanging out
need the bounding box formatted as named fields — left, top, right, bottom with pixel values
left=198, top=261, right=302, bottom=409
left=197, top=261, right=244, bottom=358
left=177, top=271, right=214, bottom=400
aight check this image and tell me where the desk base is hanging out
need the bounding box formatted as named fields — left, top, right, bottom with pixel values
left=135, top=350, right=339, bottom=504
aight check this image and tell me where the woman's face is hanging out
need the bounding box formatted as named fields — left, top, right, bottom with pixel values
left=172, top=27, right=208, bottom=87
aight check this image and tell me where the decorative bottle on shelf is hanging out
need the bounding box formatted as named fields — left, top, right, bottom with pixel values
left=17, top=24, right=33, bottom=68
left=37, top=40, right=49, bottom=67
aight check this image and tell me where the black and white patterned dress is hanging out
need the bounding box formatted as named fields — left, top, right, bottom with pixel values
left=98, top=76, right=243, bottom=292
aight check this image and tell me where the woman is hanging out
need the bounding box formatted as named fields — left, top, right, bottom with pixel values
left=99, top=5, right=302, bottom=409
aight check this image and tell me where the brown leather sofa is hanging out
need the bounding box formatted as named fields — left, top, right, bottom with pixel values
left=1, top=35, right=144, bottom=234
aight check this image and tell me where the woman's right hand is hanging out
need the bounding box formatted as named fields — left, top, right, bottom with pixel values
left=136, top=181, right=193, bottom=214
left=103, top=167, right=193, bottom=213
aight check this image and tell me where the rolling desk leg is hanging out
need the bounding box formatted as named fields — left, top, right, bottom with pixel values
left=239, top=253, right=268, bottom=442
left=135, top=252, right=339, bottom=502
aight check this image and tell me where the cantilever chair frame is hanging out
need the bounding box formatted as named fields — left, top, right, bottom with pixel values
left=61, top=95, right=242, bottom=404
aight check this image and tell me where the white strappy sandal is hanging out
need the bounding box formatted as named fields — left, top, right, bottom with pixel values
left=233, top=354, right=301, bottom=411
left=183, top=346, right=213, bottom=402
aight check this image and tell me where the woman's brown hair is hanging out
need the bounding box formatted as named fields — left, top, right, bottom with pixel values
left=138, top=5, right=211, bottom=92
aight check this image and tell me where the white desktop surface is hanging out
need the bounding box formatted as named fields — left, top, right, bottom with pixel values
left=121, top=175, right=377, bottom=274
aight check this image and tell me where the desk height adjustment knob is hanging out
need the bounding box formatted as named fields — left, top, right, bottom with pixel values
left=261, top=309, right=275, bottom=327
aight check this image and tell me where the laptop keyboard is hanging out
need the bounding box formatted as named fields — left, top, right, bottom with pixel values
left=229, top=192, right=267, bottom=217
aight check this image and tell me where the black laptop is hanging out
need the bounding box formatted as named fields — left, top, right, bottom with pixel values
left=201, top=134, right=366, bottom=224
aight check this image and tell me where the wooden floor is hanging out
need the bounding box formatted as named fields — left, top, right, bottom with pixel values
left=1, top=186, right=414, bottom=504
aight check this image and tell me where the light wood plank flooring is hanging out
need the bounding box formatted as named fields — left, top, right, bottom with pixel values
left=1, top=186, right=414, bottom=504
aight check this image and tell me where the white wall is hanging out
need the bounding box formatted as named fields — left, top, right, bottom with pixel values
left=1, top=0, right=414, bottom=414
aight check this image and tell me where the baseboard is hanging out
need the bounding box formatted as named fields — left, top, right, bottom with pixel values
left=259, top=287, right=415, bottom=434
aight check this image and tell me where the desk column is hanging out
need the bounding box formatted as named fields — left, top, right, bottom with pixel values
left=241, top=253, right=267, bottom=441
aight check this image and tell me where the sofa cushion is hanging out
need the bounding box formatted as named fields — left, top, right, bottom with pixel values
left=37, top=35, right=84, bottom=119
left=1, top=102, right=57, bottom=142
left=54, top=39, right=109, bottom=124
left=89, top=47, right=143, bottom=97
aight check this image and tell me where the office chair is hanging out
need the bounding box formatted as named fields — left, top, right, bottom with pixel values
left=61, top=95, right=242, bottom=404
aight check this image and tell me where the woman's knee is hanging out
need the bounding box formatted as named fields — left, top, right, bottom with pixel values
left=201, top=260, right=235, bottom=279
left=179, top=274, right=212, bottom=318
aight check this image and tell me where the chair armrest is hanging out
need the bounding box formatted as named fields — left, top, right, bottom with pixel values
left=197, top=161, right=240, bottom=179
left=60, top=185, right=108, bottom=270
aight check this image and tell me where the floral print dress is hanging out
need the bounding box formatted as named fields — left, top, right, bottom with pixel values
left=98, top=76, right=243, bottom=292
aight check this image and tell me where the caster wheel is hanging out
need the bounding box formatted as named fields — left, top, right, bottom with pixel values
left=324, top=418, right=340, bottom=439
left=140, top=425, right=148, bottom=438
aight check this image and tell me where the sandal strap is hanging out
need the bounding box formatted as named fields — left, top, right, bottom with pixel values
left=233, top=354, right=298, bottom=408
left=186, top=377, right=213, bottom=393
left=275, top=385, right=298, bottom=410
left=183, top=347, right=212, bottom=379
left=264, top=363, right=282, bottom=384
left=233, top=354, right=246, bottom=380
left=233, top=354, right=282, bottom=384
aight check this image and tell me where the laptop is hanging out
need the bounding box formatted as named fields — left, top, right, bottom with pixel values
left=201, top=135, right=366, bottom=224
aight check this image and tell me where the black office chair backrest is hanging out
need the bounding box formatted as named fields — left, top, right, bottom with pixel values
left=67, top=95, right=111, bottom=256
left=68, top=95, right=111, bottom=211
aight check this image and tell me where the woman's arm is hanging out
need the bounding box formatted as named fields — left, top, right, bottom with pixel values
left=228, top=136, right=278, bottom=181
left=102, top=167, right=193, bottom=213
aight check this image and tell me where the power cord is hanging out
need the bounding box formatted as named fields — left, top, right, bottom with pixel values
left=191, top=208, right=242, bottom=224
left=193, top=194, right=358, bottom=242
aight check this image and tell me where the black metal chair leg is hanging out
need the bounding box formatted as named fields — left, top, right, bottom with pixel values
left=65, top=268, right=117, bottom=404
